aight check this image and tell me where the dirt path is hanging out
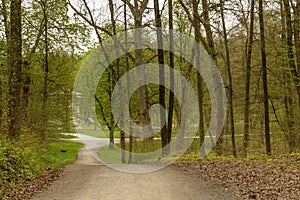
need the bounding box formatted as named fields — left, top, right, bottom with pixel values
left=31, top=135, right=239, bottom=200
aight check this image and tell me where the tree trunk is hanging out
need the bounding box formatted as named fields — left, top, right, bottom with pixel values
left=109, top=0, right=126, bottom=163
left=281, top=0, right=297, bottom=153
left=154, top=0, right=168, bottom=156
left=243, top=0, right=255, bottom=157
left=123, top=3, right=134, bottom=163
left=283, top=0, right=300, bottom=109
left=167, top=0, right=175, bottom=155
left=0, top=0, right=9, bottom=132
left=41, top=0, right=49, bottom=138
left=176, top=22, right=186, bottom=153
left=258, top=0, right=271, bottom=156
left=125, top=0, right=153, bottom=139
left=294, top=0, right=300, bottom=73
left=192, top=0, right=206, bottom=157
left=109, top=125, right=115, bottom=149
left=8, top=0, right=22, bottom=139
left=220, top=0, right=236, bottom=158
left=202, top=0, right=216, bottom=61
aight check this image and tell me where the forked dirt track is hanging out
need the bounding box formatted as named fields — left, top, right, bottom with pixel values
left=31, top=136, right=239, bottom=200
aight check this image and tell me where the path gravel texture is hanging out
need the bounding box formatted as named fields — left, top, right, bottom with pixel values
left=31, top=135, right=240, bottom=200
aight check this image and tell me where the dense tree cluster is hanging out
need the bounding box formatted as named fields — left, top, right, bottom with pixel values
left=0, top=0, right=89, bottom=138
left=1, top=0, right=300, bottom=160
left=70, top=0, right=300, bottom=159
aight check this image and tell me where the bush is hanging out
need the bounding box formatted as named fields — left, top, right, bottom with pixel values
left=0, top=134, right=44, bottom=197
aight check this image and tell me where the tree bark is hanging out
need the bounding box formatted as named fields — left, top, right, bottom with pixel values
left=202, top=0, right=216, bottom=61
left=258, top=0, right=271, bottom=155
left=192, top=0, right=206, bottom=157
left=108, top=0, right=126, bottom=162
left=243, top=0, right=255, bottom=157
left=0, top=0, right=9, bottom=132
left=283, top=0, right=300, bottom=109
left=294, top=0, right=300, bottom=110
left=125, top=0, right=153, bottom=139
left=8, top=0, right=22, bottom=139
left=41, top=0, right=49, bottom=138
left=281, top=0, right=297, bottom=153
left=154, top=0, right=168, bottom=156
left=294, top=0, right=300, bottom=71
left=220, top=0, right=236, bottom=158
left=167, top=0, right=175, bottom=150
left=123, top=3, right=134, bottom=163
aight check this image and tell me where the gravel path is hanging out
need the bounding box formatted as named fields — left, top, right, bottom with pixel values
left=31, top=135, right=239, bottom=200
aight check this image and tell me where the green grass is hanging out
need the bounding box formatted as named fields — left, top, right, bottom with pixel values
left=41, top=141, right=84, bottom=170
left=99, top=139, right=196, bottom=164
left=47, top=132, right=78, bottom=139
left=99, top=140, right=163, bottom=164
left=99, top=146, right=123, bottom=164
left=94, top=120, right=298, bottom=163
left=98, top=130, right=299, bottom=163
left=78, top=126, right=121, bottom=138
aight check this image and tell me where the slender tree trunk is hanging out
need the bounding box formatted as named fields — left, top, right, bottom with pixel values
left=202, top=0, right=216, bottom=61
left=126, top=0, right=153, bottom=139
left=294, top=0, right=300, bottom=72
left=42, top=0, right=49, bottom=138
left=123, top=3, right=134, bottom=163
left=220, top=0, right=236, bottom=158
left=294, top=0, right=300, bottom=110
left=108, top=73, right=115, bottom=150
left=295, top=0, right=300, bottom=150
left=80, top=0, right=116, bottom=148
left=108, top=0, right=126, bottom=163
left=283, top=0, right=300, bottom=109
left=258, top=0, right=271, bottom=156
left=8, top=0, right=22, bottom=139
left=243, top=0, right=255, bottom=157
left=167, top=0, right=175, bottom=155
left=0, top=0, right=9, bottom=132
left=154, top=0, right=168, bottom=156
left=176, top=30, right=186, bottom=152
left=109, top=125, right=115, bottom=149
left=0, top=70, right=2, bottom=132
left=192, top=0, right=205, bottom=157
left=2, top=0, right=9, bottom=43
left=22, top=15, right=44, bottom=128
left=281, top=0, right=297, bottom=153
left=21, top=66, right=31, bottom=126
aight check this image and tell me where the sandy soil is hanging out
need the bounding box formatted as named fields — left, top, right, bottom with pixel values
left=31, top=147, right=239, bottom=200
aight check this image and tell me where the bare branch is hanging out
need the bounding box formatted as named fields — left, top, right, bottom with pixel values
left=68, top=0, right=113, bottom=37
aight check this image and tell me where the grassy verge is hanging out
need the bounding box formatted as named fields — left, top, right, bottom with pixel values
left=0, top=134, right=83, bottom=198
left=99, top=139, right=188, bottom=164
left=99, top=146, right=123, bottom=164
left=99, top=136, right=300, bottom=164
left=78, top=126, right=112, bottom=138
left=41, top=140, right=84, bottom=171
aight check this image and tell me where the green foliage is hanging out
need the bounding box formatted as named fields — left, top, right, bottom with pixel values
left=28, top=53, right=81, bottom=134
left=0, top=134, right=44, bottom=197
left=0, top=133, right=83, bottom=198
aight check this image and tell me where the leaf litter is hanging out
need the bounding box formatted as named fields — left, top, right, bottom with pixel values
left=173, top=156, right=300, bottom=199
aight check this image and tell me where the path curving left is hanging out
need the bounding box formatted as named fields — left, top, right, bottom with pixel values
left=31, top=135, right=239, bottom=200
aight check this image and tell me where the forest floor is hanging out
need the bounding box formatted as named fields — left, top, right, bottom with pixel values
left=4, top=134, right=299, bottom=200
left=174, top=156, right=300, bottom=199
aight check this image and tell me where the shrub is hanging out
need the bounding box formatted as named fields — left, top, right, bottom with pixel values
left=0, top=134, right=44, bottom=197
